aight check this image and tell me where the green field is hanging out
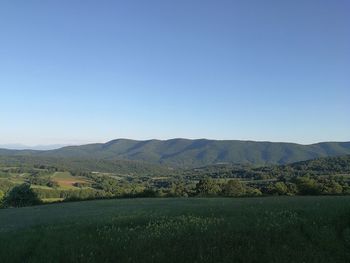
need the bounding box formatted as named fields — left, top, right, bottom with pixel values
left=1, top=197, right=350, bottom=263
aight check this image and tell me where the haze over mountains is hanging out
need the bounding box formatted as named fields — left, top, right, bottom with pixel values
left=1, top=139, right=350, bottom=168
left=0, top=144, right=68, bottom=151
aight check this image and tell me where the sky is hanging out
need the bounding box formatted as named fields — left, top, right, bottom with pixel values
left=0, top=0, right=349, bottom=146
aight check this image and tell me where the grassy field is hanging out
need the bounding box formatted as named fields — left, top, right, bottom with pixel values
left=1, top=197, right=350, bottom=263
left=51, top=171, right=91, bottom=189
left=0, top=169, right=93, bottom=196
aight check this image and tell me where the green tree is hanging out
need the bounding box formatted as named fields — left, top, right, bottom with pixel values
left=274, top=182, right=288, bottom=195
left=0, top=190, right=4, bottom=207
left=320, top=180, right=343, bottom=194
left=195, top=178, right=221, bottom=196
left=2, top=184, right=41, bottom=208
left=223, top=180, right=246, bottom=197
left=245, top=186, right=262, bottom=196
left=170, top=181, right=187, bottom=197
left=295, top=177, right=320, bottom=195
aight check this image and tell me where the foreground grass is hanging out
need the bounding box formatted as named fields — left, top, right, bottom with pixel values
left=1, top=197, right=350, bottom=262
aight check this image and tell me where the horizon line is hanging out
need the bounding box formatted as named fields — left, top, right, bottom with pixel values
left=1, top=138, right=349, bottom=150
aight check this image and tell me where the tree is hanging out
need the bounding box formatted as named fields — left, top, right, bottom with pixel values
left=246, top=186, right=262, bottom=196
left=170, top=181, right=188, bottom=197
left=267, top=182, right=297, bottom=196
left=140, top=188, right=159, bottom=197
left=195, top=178, right=221, bottom=196
left=222, top=180, right=246, bottom=197
left=319, top=179, right=343, bottom=194
left=273, top=182, right=289, bottom=195
left=0, top=190, right=4, bottom=207
left=295, top=177, right=320, bottom=195
left=2, top=184, right=41, bottom=208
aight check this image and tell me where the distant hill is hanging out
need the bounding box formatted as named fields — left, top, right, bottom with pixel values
left=1, top=139, right=349, bottom=168
left=0, top=155, right=173, bottom=176
left=183, top=155, right=350, bottom=180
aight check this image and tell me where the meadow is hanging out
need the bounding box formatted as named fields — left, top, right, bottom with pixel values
left=1, top=196, right=350, bottom=263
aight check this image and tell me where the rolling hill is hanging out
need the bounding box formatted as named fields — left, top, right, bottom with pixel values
left=1, top=139, right=350, bottom=168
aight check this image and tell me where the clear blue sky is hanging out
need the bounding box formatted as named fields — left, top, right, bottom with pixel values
left=0, top=0, right=349, bottom=145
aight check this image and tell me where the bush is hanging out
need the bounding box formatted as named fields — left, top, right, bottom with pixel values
left=2, top=184, right=41, bottom=208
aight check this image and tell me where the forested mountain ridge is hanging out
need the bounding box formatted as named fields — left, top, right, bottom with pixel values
left=1, top=139, right=350, bottom=168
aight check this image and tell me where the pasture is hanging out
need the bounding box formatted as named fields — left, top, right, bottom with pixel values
left=51, top=171, right=91, bottom=189
left=1, top=197, right=350, bottom=262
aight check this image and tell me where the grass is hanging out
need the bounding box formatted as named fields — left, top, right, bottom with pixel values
left=30, top=185, right=53, bottom=190
left=52, top=171, right=91, bottom=189
left=42, top=198, right=65, bottom=203
left=1, top=197, right=350, bottom=262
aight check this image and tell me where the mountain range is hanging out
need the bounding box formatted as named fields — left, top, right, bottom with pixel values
left=1, top=139, right=350, bottom=168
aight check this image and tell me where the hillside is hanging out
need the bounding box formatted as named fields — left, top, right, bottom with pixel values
left=185, top=155, right=350, bottom=181
left=0, top=155, right=173, bottom=176
left=1, top=139, right=350, bottom=168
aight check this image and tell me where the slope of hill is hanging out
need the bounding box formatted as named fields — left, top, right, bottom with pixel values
left=287, top=154, right=350, bottom=174
left=0, top=155, right=174, bottom=176
left=0, top=148, right=37, bottom=156
left=184, top=155, right=350, bottom=181
left=1, top=139, right=350, bottom=168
